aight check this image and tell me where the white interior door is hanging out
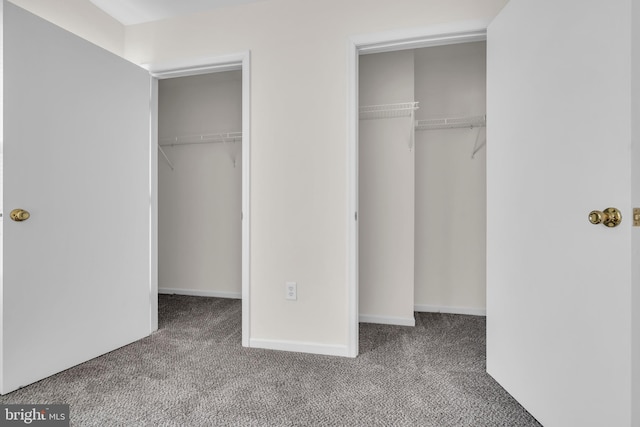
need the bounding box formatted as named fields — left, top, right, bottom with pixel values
left=1, top=2, right=153, bottom=394
left=487, top=0, right=635, bottom=425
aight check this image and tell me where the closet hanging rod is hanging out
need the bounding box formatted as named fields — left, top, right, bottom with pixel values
left=415, top=115, right=486, bottom=131
left=359, top=102, right=419, bottom=120
left=159, top=131, right=242, bottom=147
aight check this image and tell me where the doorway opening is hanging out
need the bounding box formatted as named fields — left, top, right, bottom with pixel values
left=148, top=53, right=251, bottom=347
left=157, top=70, right=242, bottom=300
left=348, top=28, right=487, bottom=357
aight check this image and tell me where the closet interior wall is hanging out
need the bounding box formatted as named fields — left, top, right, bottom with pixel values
left=358, top=41, right=486, bottom=325
left=359, top=50, right=416, bottom=326
left=158, top=71, right=242, bottom=298
left=414, top=42, right=486, bottom=314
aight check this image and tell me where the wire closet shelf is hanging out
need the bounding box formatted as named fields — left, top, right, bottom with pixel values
left=159, top=131, right=243, bottom=147
left=158, top=131, right=242, bottom=170
left=358, top=101, right=486, bottom=157
left=359, top=102, right=420, bottom=120
left=415, top=115, right=486, bottom=131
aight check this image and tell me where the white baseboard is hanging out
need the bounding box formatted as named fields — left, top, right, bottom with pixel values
left=249, top=338, right=350, bottom=357
left=359, top=314, right=416, bottom=327
left=158, top=287, right=241, bottom=299
left=414, top=304, right=486, bottom=316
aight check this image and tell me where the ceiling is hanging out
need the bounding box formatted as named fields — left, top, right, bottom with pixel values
left=89, top=0, right=266, bottom=25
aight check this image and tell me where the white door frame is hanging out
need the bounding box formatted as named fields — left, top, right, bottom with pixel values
left=145, top=51, right=251, bottom=347
left=347, top=24, right=488, bottom=357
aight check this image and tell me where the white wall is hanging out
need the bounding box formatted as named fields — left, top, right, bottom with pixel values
left=8, top=0, right=125, bottom=56
left=124, top=0, right=508, bottom=351
left=158, top=71, right=242, bottom=298
left=414, top=42, right=486, bottom=314
left=359, top=50, right=415, bottom=326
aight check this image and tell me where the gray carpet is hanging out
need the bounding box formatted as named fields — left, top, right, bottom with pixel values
left=0, top=295, right=542, bottom=426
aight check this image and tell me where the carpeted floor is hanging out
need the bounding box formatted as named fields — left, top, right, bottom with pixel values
left=0, top=295, right=542, bottom=426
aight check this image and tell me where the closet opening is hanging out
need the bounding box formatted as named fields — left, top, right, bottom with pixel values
left=349, top=30, right=487, bottom=356
left=158, top=69, right=242, bottom=297
left=150, top=53, right=251, bottom=346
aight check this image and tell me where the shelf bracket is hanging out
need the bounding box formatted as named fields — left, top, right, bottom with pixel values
left=471, top=126, right=486, bottom=159
left=158, top=145, right=174, bottom=170
left=222, top=136, right=240, bottom=168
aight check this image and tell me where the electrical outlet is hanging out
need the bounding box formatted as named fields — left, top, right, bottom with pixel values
left=285, top=282, right=297, bottom=300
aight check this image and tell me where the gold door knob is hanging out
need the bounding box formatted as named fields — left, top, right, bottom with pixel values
left=10, top=208, right=30, bottom=222
left=588, top=207, right=621, bottom=227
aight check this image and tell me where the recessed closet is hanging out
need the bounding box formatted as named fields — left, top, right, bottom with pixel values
left=358, top=41, right=486, bottom=326
left=158, top=70, right=242, bottom=299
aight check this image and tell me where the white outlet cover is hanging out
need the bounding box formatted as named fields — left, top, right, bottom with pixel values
left=285, top=282, right=297, bottom=300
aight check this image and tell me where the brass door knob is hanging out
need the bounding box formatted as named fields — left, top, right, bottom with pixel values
left=588, top=207, right=621, bottom=227
left=10, top=208, right=30, bottom=222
